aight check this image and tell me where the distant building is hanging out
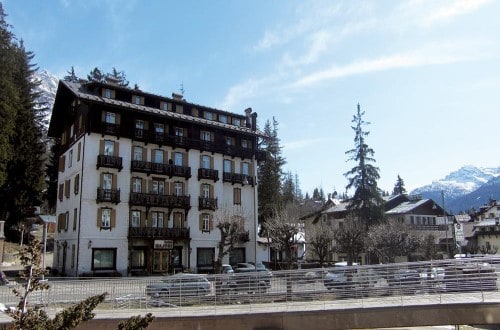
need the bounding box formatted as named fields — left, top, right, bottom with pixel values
left=48, top=79, right=266, bottom=276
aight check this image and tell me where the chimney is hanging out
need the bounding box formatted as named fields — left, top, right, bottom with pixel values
left=172, top=92, right=184, bottom=101
left=245, top=107, right=252, bottom=128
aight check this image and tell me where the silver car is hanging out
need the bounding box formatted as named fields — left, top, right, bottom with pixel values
left=146, top=273, right=211, bottom=302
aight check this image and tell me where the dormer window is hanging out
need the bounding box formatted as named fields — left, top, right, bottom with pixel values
left=160, top=101, right=171, bottom=111
left=233, top=118, right=241, bottom=126
left=204, top=111, right=213, bottom=120
left=219, top=114, right=227, bottom=124
left=103, top=88, right=113, bottom=98
left=132, top=95, right=143, bottom=105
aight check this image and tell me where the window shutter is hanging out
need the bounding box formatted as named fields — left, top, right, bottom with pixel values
left=150, top=149, right=154, bottom=162
left=97, top=208, right=102, bottom=227
left=199, top=214, right=203, bottom=231
left=199, top=155, right=203, bottom=167
left=111, top=90, right=116, bottom=99
left=100, top=172, right=104, bottom=187
left=210, top=185, right=214, bottom=198
left=114, top=141, right=119, bottom=157
left=112, top=174, right=117, bottom=189
left=162, top=150, right=166, bottom=163
left=77, top=142, right=81, bottom=161
left=209, top=215, right=214, bottom=231
left=101, top=111, right=106, bottom=122
left=59, top=155, right=65, bottom=172
left=210, top=156, right=214, bottom=169
left=99, top=140, right=104, bottom=154
left=183, top=152, right=187, bottom=166
left=110, top=209, right=116, bottom=228
left=231, top=160, right=235, bottom=173
left=141, top=147, right=146, bottom=161
left=116, top=113, right=121, bottom=125
left=149, top=179, right=153, bottom=193
left=169, top=182, right=175, bottom=195
left=141, top=210, right=146, bottom=227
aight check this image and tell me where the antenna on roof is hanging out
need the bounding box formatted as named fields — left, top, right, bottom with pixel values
left=180, top=83, right=185, bottom=96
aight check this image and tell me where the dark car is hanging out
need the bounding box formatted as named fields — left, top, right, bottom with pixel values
left=233, top=263, right=271, bottom=293
left=388, top=269, right=421, bottom=294
left=146, top=273, right=211, bottom=304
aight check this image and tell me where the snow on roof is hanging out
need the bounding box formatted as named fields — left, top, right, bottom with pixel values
left=385, top=199, right=429, bottom=214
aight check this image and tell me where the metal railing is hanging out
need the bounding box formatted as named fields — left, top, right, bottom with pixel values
left=1, top=257, right=499, bottom=318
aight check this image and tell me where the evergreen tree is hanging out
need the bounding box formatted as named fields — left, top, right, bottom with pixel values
left=0, top=4, right=17, bottom=188
left=258, top=117, right=286, bottom=222
left=281, top=171, right=295, bottom=205
left=392, top=174, right=407, bottom=195
left=108, top=67, right=129, bottom=86
left=294, top=173, right=303, bottom=202
left=344, top=104, right=384, bottom=226
left=0, top=39, right=46, bottom=241
left=64, top=66, right=79, bottom=82
left=87, top=67, right=105, bottom=82
left=45, top=138, right=61, bottom=213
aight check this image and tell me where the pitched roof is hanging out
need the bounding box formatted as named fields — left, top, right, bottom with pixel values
left=385, top=199, right=430, bottom=214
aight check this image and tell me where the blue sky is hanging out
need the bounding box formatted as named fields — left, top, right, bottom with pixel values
left=4, top=0, right=500, bottom=196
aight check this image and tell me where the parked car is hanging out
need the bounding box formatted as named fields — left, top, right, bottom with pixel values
left=221, top=264, right=234, bottom=274
left=444, top=263, right=498, bottom=292
left=146, top=273, right=211, bottom=303
left=388, top=269, right=421, bottom=294
left=323, top=266, right=379, bottom=297
left=233, top=263, right=271, bottom=293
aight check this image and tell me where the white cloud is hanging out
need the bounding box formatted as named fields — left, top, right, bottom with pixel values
left=289, top=40, right=492, bottom=89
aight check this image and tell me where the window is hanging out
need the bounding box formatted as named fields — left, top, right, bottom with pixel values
left=59, top=155, right=66, bottom=172
left=175, top=127, right=184, bottom=137
left=64, top=179, right=71, bottom=198
left=70, top=124, right=74, bottom=138
left=131, top=248, right=146, bottom=269
left=174, top=152, right=183, bottom=166
left=174, top=182, right=183, bottom=196
left=101, top=208, right=111, bottom=228
left=73, top=208, right=78, bottom=231
left=233, top=118, right=241, bottom=126
left=102, top=173, right=112, bottom=190
left=71, top=244, right=75, bottom=269
left=201, top=184, right=210, bottom=198
left=154, top=149, right=163, bottom=163
left=233, top=187, right=241, bottom=205
left=175, top=104, right=183, bottom=114
left=133, top=95, right=142, bottom=105
left=136, top=120, right=144, bottom=130
left=74, top=174, right=80, bottom=195
left=226, top=136, right=234, bottom=146
left=219, top=114, right=227, bottom=124
left=104, top=89, right=112, bottom=98
left=241, top=139, right=248, bottom=148
left=154, top=123, right=164, bottom=134
left=152, top=179, right=165, bottom=195
left=200, top=130, right=212, bottom=141
left=105, top=112, right=116, bottom=124
left=160, top=102, right=170, bottom=111
left=201, top=155, right=211, bottom=169
left=104, top=140, right=114, bottom=156
left=224, top=159, right=232, bottom=173
left=173, top=212, right=184, bottom=228
left=201, top=213, right=210, bottom=232
left=68, top=149, right=73, bottom=168
left=204, top=111, right=213, bottom=120
left=132, top=178, right=142, bottom=193
left=152, top=212, right=164, bottom=228
left=58, top=183, right=64, bottom=201
left=92, top=248, right=116, bottom=270
left=230, top=248, right=245, bottom=265
left=242, top=162, right=250, bottom=176
left=77, top=142, right=81, bottom=161
left=133, top=146, right=143, bottom=161
left=197, top=248, right=214, bottom=269
left=131, top=210, right=141, bottom=227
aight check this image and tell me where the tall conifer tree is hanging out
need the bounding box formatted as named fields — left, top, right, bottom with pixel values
left=344, top=104, right=384, bottom=226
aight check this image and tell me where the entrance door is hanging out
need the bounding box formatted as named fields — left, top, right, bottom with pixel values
left=153, top=250, right=170, bottom=273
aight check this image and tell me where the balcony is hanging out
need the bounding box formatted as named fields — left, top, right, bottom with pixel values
left=97, top=154, right=123, bottom=171
left=128, top=226, right=190, bottom=239
left=199, top=197, right=218, bottom=211
left=198, top=168, right=219, bottom=182
left=129, top=192, right=190, bottom=209
left=171, top=165, right=191, bottom=179
left=239, top=230, right=250, bottom=242
left=100, top=122, right=120, bottom=136
left=130, top=161, right=190, bottom=179
left=96, top=188, right=121, bottom=204
left=222, top=172, right=254, bottom=186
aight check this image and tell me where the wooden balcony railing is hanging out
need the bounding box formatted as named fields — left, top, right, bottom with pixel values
left=130, top=161, right=191, bottom=179
left=96, top=188, right=121, bottom=204
left=128, top=226, right=190, bottom=239
left=197, top=168, right=219, bottom=182
left=222, top=172, right=254, bottom=186
left=198, top=197, right=218, bottom=211
left=96, top=154, right=123, bottom=171
left=129, top=192, right=190, bottom=209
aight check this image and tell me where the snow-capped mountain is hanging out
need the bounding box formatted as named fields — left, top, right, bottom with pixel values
left=32, top=70, right=59, bottom=126
left=410, top=165, right=500, bottom=213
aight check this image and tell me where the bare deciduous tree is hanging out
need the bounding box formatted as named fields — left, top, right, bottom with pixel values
left=332, top=215, right=365, bottom=266
left=266, top=205, right=301, bottom=270
left=306, top=223, right=334, bottom=267
left=214, top=205, right=247, bottom=274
